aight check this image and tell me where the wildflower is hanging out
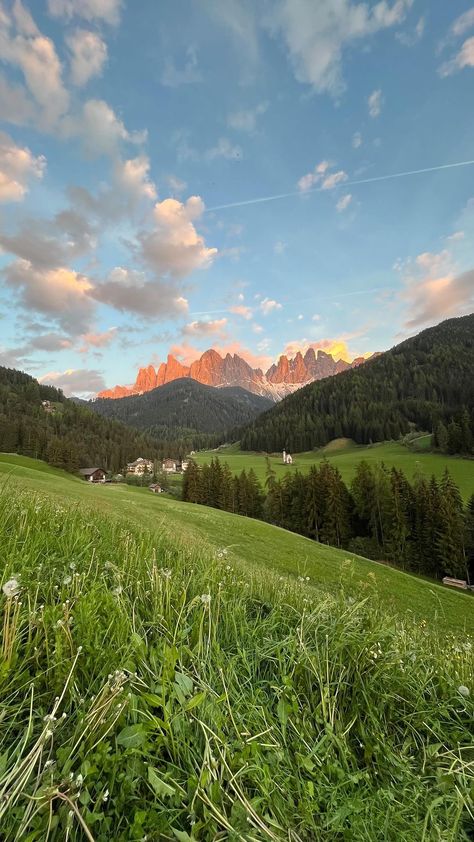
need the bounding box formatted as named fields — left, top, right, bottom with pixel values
left=62, top=576, right=72, bottom=585
left=458, top=685, right=470, bottom=698
left=113, top=585, right=123, bottom=596
left=102, top=788, right=109, bottom=802
left=161, top=568, right=172, bottom=579
left=2, top=578, right=20, bottom=598
left=200, top=593, right=211, bottom=606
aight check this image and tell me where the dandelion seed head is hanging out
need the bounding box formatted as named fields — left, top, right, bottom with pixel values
left=2, top=578, right=20, bottom=598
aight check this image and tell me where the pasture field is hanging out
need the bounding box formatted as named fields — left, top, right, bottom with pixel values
left=0, top=454, right=473, bottom=840
left=193, top=440, right=474, bottom=500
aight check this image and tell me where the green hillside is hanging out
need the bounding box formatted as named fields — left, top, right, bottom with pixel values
left=240, top=314, right=474, bottom=453
left=194, top=440, right=474, bottom=500
left=0, top=454, right=472, bottom=635
left=0, top=454, right=473, bottom=840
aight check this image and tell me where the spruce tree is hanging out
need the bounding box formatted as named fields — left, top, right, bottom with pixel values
left=437, top=469, right=466, bottom=578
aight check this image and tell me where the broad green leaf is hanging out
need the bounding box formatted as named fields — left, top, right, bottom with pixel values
left=116, top=724, right=147, bottom=749
left=148, top=765, right=176, bottom=798
left=184, top=691, right=206, bottom=711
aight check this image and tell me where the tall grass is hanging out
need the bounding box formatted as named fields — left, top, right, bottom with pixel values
left=0, top=486, right=473, bottom=841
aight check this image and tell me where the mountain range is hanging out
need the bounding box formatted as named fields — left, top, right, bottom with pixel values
left=98, top=347, right=370, bottom=401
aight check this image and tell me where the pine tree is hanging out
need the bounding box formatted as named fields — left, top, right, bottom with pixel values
left=435, top=421, right=448, bottom=452
left=464, top=495, right=474, bottom=585
left=437, top=469, right=466, bottom=578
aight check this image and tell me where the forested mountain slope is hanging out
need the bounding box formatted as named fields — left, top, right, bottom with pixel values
left=0, top=366, right=162, bottom=473
left=89, top=377, right=273, bottom=434
left=240, top=314, right=474, bottom=453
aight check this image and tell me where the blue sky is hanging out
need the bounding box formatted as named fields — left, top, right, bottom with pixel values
left=0, top=0, right=474, bottom=396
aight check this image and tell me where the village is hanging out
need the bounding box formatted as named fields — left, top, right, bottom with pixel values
left=79, top=455, right=190, bottom=493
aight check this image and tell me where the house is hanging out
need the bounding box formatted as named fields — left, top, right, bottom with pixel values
left=148, top=483, right=163, bottom=494
left=162, top=458, right=178, bottom=473
left=282, top=450, right=293, bottom=465
left=79, top=468, right=106, bottom=483
left=442, top=576, right=468, bottom=590
left=126, top=457, right=155, bottom=475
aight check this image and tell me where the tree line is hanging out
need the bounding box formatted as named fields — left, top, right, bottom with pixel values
left=183, top=457, right=474, bottom=583
left=240, top=314, right=474, bottom=454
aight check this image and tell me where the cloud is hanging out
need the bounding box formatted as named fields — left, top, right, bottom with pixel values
left=368, top=88, right=383, bottom=117
left=260, top=297, right=282, bottom=316
left=252, top=322, right=264, bottom=333
left=398, top=249, right=474, bottom=329
left=227, top=101, right=268, bottom=133
left=182, top=318, right=228, bottom=338
left=39, top=367, right=106, bottom=397
left=161, top=46, right=202, bottom=87
left=79, top=327, right=117, bottom=353
left=30, top=332, right=74, bottom=352
left=449, top=8, right=474, bottom=39
left=352, top=131, right=362, bottom=148
left=0, top=73, right=35, bottom=126
left=167, top=174, right=187, bottom=195
left=229, top=304, right=253, bottom=319
left=336, top=193, right=352, bottom=212
left=67, top=29, right=108, bottom=86
left=113, top=155, right=156, bottom=202
left=0, top=1, right=69, bottom=129
left=205, top=137, right=242, bottom=161
left=267, top=0, right=412, bottom=95
left=47, top=0, right=122, bottom=26
left=0, top=131, right=45, bottom=202
left=439, top=37, right=474, bottom=77
left=169, top=341, right=201, bottom=366
left=283, top=337, right=357, bottom=362
left=139, top=196, right=217, bottom=278
left=321, top=170, right=348, bottom=190
left=396, top=16, right=424, bottom=46
left=3, top=260, right=94, bottom=334
left=297, top=159, right=331, bottom=192
left=64, top=99, right=147, bottom=157
left=91, top=267, right=189, bottom=319
left=447, top=230, right=465, bottom=241
left=274, top=240, right=286, bottom=254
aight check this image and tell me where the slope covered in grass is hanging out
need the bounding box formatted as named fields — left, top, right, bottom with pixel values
left=0, top=454, right=472, bottom=638
left=194, top=441, right=474, bottom=500
left=0, top=475, right=473, bottom=840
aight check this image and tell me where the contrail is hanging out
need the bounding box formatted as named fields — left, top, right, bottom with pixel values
left=206, top=158, right=474, bottom=212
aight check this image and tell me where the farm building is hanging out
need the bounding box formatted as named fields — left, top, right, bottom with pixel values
left=162, top=458, right=178, bottom=473
left=79, top=468, right=106, bottom=483
left=148, top=483, right=163, bottom=494
left=126, top=457, right=154, bottom=475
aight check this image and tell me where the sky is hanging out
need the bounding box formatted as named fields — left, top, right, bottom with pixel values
left=0, top=0, right=474, bottom=397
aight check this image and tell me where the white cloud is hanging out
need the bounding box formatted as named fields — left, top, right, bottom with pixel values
left=274, top=240, right=287, bottom=254
left=227, top=101, right=268, bottom=133
left=336, top=193, right=352, bottom=212
left=439, top=37, right=474, bottom=77
left=67, top=29, right=107, bottom=86
left=450, top=8, right=474, bottom=39
left=0, top=131, right=45, bottom=202
left=4, top=260, right=94, bottom=333
left=368, top=88, right=383, bottom=117
left=297, top=159, right=331, bottom=192
left=47, top=0, right=122, bottom=26
left=229, top=304, right=253, bottom=319
left=167, top=174, right=187, bottom=195
left=447, top=230, right=465, bottom=241
left=183, top=318, right=228, bottom=338
left=260, top=297, right=282, bottom=316
left=0, top=2, right=69, bottom=129
left=396, top=16, right=424, bottom=46
left=397, top=248, right=474, bottom=329
left=206, top=137, right=242, bottom=161
left=0, top=72, right=35, bottom=126
left=161, top=46, right=202, bottom=87
left=65, top=99, right=146, bottom=156
left=39, top=367, right=106, bottom=397
left=79, top=327, right=117, bottom=352
left=267, top=0, right=413, bottom=95
left=91, top=266, right=189, bottom=319
left=321, top=170, right=348, bottom=190
left=114, top=155, right=156, bottom=202
left=352, top=131, right=362, bottom=148
left=252, top=322, right=264, bottom=333
left=139, top=196, right=218, bottom=278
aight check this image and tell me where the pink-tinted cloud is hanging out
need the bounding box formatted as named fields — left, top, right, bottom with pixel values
left=229, top=304, right=253, bottom=319
left=182, top=318, right=228, bottom=339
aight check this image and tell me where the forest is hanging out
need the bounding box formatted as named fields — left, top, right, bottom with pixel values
left=240, top=314, right=474, bottom=454
left=183, top=456, right=474, bottom=582
left=0, top=367, right=163, bottom=473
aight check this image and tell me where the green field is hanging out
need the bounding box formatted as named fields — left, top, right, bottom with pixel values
left=0, top=454, right=473, bottom=840
left=193, top=440, right=474, bottom=499
left=0, top=453, right=472, bottom=636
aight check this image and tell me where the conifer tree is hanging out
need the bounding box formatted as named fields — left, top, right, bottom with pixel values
left=437, top=469, right=466, bottom=578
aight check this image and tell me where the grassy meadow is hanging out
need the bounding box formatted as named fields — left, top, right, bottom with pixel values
left=193, top=440, right=474, bottom=500
left=0, top=455, right=473, bottom=840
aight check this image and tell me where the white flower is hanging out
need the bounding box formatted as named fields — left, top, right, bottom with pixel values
left=63, top=576, right=72, bottom=585
left=161, top=568, right=172, bottom=579
left=458, top=685, right=470, bottom=698
left=200, top=593, right=211, bottom=606
left=2, top=578, right=20, bottom=598
left=102, top=788, right=109, bottom=802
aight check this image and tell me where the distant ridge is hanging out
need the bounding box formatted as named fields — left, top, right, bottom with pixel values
left=98, top=347, right=371, bottom=402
